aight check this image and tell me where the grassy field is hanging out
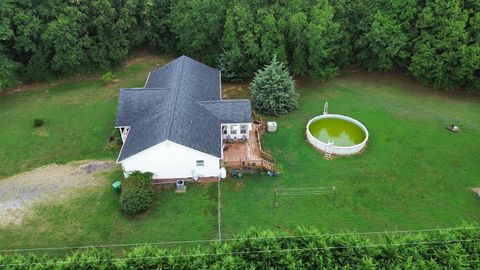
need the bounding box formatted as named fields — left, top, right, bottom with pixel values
left=0, top=54, right=172, bottom=179
left=221, top=73, right=480, bottom=236
left=0, top=170, right=218, bottom=255
left=0, top=56, right=479, bottom=254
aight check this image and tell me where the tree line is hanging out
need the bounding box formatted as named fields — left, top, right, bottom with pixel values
left=0, top=226, right=479, bottom=269
left=1, top=0, right=479, bottom=91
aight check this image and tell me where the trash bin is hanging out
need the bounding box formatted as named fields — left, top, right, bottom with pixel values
left=112, top=180, right=122, bottom=192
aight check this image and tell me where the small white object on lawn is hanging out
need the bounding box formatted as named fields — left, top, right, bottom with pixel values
left=267, top=122, right=277, bottom=132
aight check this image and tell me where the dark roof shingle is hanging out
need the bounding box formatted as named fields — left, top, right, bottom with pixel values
left=115, top=56, right=252, bottom=161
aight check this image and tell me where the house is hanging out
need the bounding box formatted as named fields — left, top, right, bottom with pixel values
left=115, top=56, right=254, bottom=180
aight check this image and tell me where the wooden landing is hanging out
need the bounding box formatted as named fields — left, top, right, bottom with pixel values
left=223, top=128, right=261, bottom=163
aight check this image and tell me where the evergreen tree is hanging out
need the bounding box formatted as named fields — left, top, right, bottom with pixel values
left=252, top=56, right=298, bottom=116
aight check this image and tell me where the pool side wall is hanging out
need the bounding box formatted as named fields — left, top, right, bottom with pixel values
left=306, top=114, right=369, bottom=156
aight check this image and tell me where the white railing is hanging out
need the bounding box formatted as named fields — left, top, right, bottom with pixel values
left=306, top=114, right=369, bottom=156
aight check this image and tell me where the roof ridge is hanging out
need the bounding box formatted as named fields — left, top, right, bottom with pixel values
left=199, top=99, right=251, bottom=104
left=121, top=87, right=171, bottom=91
left=165, top=56, right=186, bottom=139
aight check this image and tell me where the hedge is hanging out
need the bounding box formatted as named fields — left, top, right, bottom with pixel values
left=0, top=225, right=479, bottom=269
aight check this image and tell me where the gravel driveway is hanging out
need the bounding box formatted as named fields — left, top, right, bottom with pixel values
left=0, top=160, right=116, bottom=226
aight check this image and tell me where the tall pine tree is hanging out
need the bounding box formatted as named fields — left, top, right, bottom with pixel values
left=252, top=55, right=298, bottom=116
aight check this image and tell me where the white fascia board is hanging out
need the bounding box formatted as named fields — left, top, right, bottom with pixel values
left=118, top=140, right=219, bottom=164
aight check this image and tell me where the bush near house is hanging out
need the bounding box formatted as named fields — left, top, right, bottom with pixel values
left=252, top=55, right=299, bottom=116
left=120, top=171, right=154, bottom=215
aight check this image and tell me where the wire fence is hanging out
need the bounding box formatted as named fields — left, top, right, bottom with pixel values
left=1, top=226, right=478, bottom=253
left=1, top=237, right=479, bottom=268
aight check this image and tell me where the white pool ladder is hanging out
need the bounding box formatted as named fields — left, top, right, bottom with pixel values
left=325, top=140, right=334, bottom=159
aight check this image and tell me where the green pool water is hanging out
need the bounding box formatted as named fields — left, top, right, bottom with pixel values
left=308, top=118, right=366, bottom=147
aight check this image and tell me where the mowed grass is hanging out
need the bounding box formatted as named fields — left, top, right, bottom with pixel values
left=0, top=57, right=479, bottom=254
left=0, top=170, right=218, bottom=254
left=0, top=54, right=172, bottom=179
left=221, top=72, right=480, bottom=236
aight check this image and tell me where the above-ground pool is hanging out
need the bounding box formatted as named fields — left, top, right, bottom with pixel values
left=306, top=114, right=369, bottom=156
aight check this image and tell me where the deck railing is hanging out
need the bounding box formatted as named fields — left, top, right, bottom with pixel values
left=223, top=121, right=277, bottom=172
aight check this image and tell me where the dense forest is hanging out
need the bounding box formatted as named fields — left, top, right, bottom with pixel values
left=0, top=0, right=479, bottom=91
left=0, top=227, right=479, bottom=269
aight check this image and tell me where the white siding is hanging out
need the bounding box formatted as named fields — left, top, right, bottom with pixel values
left=120, top=140, right=220, bottom=179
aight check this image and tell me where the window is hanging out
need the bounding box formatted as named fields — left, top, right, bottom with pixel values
left=196, top=160, right=205, bottom=167
left=240, top=125, right=247, bottom=134
left=230, top=125, right=238, bottom=135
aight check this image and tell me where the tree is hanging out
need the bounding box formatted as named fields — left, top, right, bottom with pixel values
left=306, top=0, right=347, bottom=80
left=0, top=1, right=19, bottom=90
left=252, top=56, right=298, bottom=116
left=168, top=0, right=226, bottom=64
left=147, top=0, right=175, bottom=52
left=287, top=11, right=308, bottom=76
left=0, top=53, right=18, bottom=90
left=355, top=0, right=418, bottom=71
left=254, top=7, right=288, bottom=66
left=42, top=8, right=87, bottom=74
left=409, top=0, right=478, bottom=90
left=465, top=0, right=480, bottom=90
left=219, top=3, right=259, bottom=81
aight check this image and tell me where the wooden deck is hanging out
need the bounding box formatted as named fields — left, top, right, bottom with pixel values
left=222, top=123, right=276, bottom=172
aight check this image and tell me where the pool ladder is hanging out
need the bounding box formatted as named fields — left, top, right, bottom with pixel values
left=325, top=140, right=334, bottom=159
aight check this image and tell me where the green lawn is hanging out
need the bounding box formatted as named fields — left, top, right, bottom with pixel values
left=222, top=73, right=480, bottom=236
left=0, top=54, right=172, bottom=179
left=0, top=170, right=218, bottom=255
left=1, top=57, right=479, bottom=254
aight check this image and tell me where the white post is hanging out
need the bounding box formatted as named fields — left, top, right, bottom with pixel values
left=323, top=101, right=328, bottom=115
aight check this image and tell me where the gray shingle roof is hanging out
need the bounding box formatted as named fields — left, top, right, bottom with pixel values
left=115, top=56, right=252, bottom=162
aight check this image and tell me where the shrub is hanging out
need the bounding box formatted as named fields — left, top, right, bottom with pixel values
left=0, top=53, right=20, bottom=91
left=101, top=72, right=115, bottom=84
left=0, top=225, right=479, bottom=268
left=33, top=118, right=44, bottom=128
left=120, top=171, right=154, bottom=215
left=251, top=55, right=298, bottom=116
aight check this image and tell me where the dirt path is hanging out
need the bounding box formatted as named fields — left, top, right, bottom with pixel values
left=0, top=160, right=116, bottom=226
